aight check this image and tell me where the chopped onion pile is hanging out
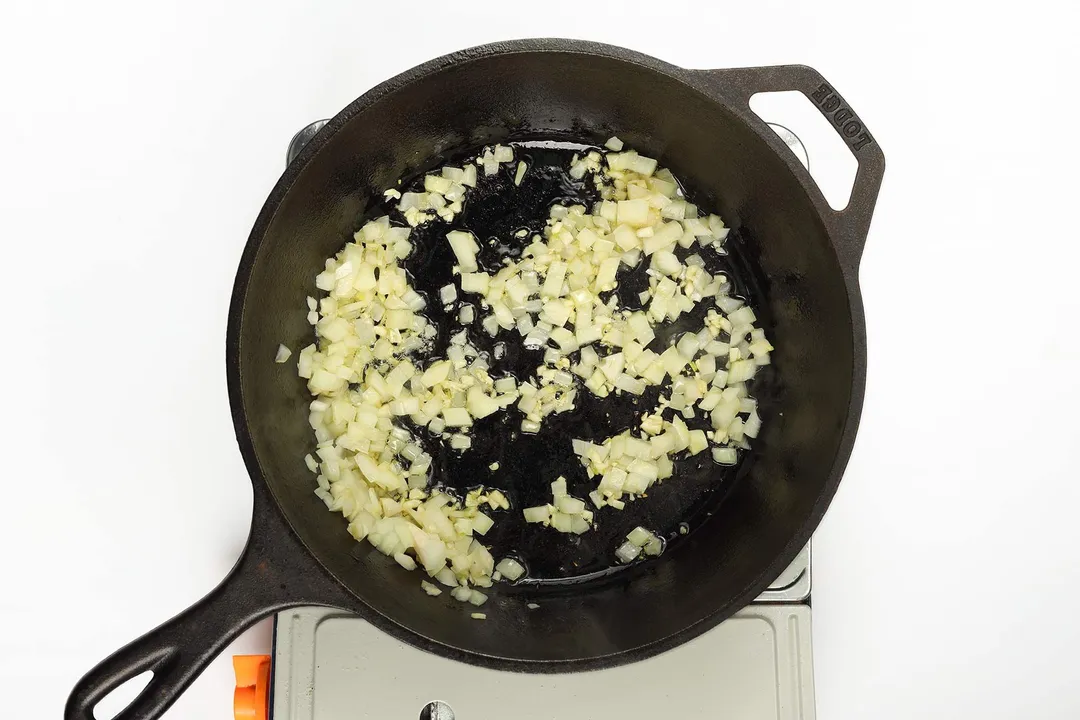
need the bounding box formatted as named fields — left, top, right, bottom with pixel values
left=521, top=476, right=594, bottom=535
left=451, top=149, right=745, bottom=440
left=449, top=139, right=771, bottom=508
left=493, top=556, right=527, bottom=582
left=294, top=206, right=525, bottom=606
left=615, top=526, right=664, bottom=564
left=396, top=144, right=514, bottom=227
left=291, top=137, right=774, bottom=610
left=398, top=161, right=476, bottom=227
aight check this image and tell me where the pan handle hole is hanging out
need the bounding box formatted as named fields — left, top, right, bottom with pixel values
left=749, top=90, right=858, bottom=211
left=420, top=700, right=455, bottom=720
left=92, top=670, right=153, bottom=720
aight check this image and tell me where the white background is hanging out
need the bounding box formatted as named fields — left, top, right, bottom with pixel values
left=2, top=1, right=1078, bottom=719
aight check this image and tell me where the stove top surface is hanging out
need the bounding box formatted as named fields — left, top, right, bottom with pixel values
left=270, top=545, right=812, bottom=720
left=272, top=603, right=813, bottom=720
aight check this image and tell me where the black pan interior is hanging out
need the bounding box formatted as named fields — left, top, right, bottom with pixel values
left=236, top=49, right=857, bottom=666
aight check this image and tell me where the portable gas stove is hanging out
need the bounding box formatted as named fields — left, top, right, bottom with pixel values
left=228, top=120, right=817, bottom=720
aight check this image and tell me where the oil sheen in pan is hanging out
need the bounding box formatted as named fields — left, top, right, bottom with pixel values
left=361, top=137, right=775, bottom=589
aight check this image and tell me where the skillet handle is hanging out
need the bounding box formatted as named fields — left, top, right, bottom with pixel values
left=65, top=495, right=352, bottom=720
left=694, top=65, right=885, bottom=269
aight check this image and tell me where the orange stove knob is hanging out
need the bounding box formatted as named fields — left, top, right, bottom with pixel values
left=232, top=655, right=271, bottom=720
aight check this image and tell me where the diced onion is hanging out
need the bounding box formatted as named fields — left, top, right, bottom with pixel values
left=495, top=557, right=526, bottom=581
left=473, top=512, right=494, bottom=535
left=627, top=526, right=653, bottom=547
left=446, top=230, right=479, bottom=273
left=712, top=447, right=738, bottom=465
left=523, top=506, right=550, bottom=523
left=615, top=541, right=642, bottom=564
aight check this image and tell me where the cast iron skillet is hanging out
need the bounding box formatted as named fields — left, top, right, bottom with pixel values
left=66, top=39, right=884, bottom=720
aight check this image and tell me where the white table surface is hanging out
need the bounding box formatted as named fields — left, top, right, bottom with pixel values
left=2, top=1, right=1078, bottom=719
